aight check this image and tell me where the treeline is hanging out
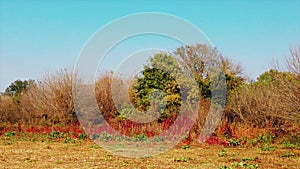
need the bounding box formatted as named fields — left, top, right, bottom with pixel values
left=0, top=44, right=299, bottom=133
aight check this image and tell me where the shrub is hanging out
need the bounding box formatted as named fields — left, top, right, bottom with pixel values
left=0, top=95, right=22, bottom=123
left=134, top=133, right=147, bottom=142
left=260, top=146, right=276, bottom=151
left=94, top=72, right=119, bottom=121
left=5, top=131, right=16, bottom=137
left=174, top=157, right=190, bottom=162
left=99, top=132, right=113, bottom=142
left=20, top=69, right=76, bottom=125
left=78, top=133, right=88, bottom=140
left=228, top=138, right=240, bottom=146
left=250, top=139, right=258, bottom=146
left=50, top=131, right=61, bottom=138
left=227, top=69, right=300, bottom=128
left=218, top=149, right=227, bottom=157
left=219, top=166, right=233, bottom=169
left=281, top=152, right=295, bottom=157
left=257, top=133, right=274, bottom=144
left=231, top=162, right=258, bottom=169
left=182, top=145, right=190, bottom=149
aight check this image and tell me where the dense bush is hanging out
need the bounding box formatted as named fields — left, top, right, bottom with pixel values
left=0, top=95, right=21, bottom=123
left=227, top=69, right=300, bottom=127
left=94, top=72, right=123, bottom=121
left=19, top=69, right=76, bottom=125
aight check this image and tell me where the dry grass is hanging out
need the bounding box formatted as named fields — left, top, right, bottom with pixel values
left=1, top=137, right=299, bottom=169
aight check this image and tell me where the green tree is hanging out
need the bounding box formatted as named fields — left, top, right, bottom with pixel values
left=5, top=79, right=35, bottom=103
left=129, top=52, right=182, bottom=121
left=5, top=79, right=34, bottom=95
left=129, top=44, right=244, bottom=122
left=256, top=69, right=295, bottom=84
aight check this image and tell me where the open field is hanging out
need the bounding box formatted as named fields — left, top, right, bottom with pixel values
left=1, top=136, right=299, bottom=169
left=1, top=40, right=299, bottom=169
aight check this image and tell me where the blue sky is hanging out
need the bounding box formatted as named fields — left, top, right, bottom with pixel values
left=1, top=0, right=300, bottom=91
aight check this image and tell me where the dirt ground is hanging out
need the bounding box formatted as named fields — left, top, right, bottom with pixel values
left=0, top=138, right=299, bottom=169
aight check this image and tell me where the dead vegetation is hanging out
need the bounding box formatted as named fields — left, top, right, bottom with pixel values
left=0, top=139, right=299, bottom=169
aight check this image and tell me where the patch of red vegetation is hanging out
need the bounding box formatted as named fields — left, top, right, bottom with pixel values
left=182, top=133, right=191, bottom=145
left=0, top=127, right=8, bottom=135
left=204, top=136, right=228, bottom=146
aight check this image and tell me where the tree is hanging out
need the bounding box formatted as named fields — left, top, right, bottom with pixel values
left=256, top=69, right=295, bottom=84
left=129, top=44, right=244, bottom=123
left=5, top=79, right=34, bottom=96
left=175, top=44, right=245, bottom=98
left=286, top=45, right=300, bottom=75
left=5, top=79, right=35, bottom=103
left=129, top=52, right=182, bottom=121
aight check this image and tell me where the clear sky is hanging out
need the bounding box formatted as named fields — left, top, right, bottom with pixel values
left=1, top=0, right=299, bottom=91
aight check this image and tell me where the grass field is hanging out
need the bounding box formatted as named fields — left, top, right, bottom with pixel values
left=1, top=135, right=299, bottom=169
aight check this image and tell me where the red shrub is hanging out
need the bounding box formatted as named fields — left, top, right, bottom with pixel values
left=205, top=136, right=228, bottom=146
